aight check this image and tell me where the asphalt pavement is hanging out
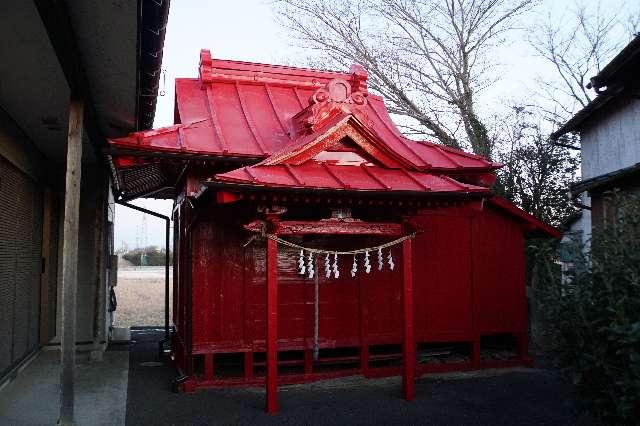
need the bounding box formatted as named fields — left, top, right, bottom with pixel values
left=125, top=329, right=596, bottom=426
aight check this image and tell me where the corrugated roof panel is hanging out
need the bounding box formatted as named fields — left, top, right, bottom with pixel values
left=240, top=84, right=292, bottom=153
left=287, top=164, right=332, bottom=188
left=181, top=122, right=222, bottom=154
left=249, top=166, right=297, bottom=187
left=175, top=79, right=209, bottom=123
left=268, top=85, right=307, bottom=128
left=214, top=162, right=488, bottom=194
left=406, top=172, right=439, bottom=191
left=410, top=141, right=494, bottom=169
left=214, top=167, right=254, bottom=183
left=325, top=164, right=385, bottom=190
left=366, top=97, right=428, bottom=168
left=409, top=142, right=461, bottom=169
left=366, top=167, right=423, bottom=191
left=208, top=82, right=261, bottom=155
left=143, top=129, right=181, bottom=150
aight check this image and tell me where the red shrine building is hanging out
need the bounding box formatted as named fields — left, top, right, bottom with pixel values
left=107, top=50, right=559, bottom=413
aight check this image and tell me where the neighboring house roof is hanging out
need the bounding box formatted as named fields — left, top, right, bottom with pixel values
left=552, top=35, right=640, bottom=139
left=570, top=161, right=640, bottom=196
left=587, top=35, right=640, bottom=92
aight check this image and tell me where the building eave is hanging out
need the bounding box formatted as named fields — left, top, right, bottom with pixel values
left=551, top=85, right=624, bottom=139
left=136, top=0, right=171, bottom=131
left=552, top=35, right=640, bottom=140
left=588, top=35, right=640, bottom=91
left=570, top=161, right=640, bottom=196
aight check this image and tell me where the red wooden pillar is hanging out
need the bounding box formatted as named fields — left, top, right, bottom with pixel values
left=471, top=340, right=481, bottom=368
left=204, top=354, right=214, bottom=381
left=244, top=352, right=254, bottom=379
left=266, top=237, right=279, bottom=414
left=402, top=238, right=416, bottom=401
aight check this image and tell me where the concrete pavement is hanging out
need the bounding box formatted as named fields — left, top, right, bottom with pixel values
left=0, top=350, right=129, bottom=425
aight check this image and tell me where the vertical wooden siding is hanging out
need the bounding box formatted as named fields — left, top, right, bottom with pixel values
left=185, top=202, right=527, bottom=353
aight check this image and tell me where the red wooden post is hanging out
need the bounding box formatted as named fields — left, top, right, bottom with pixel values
left=266, top=237, right=279, bottom=414
left=402, top=238, right=416, bottom=401
left=204, top=354, right=214, bottom=381
left=471, top=340, right=481, bottom=368
left=244, top=352, right=254, bottom=379
left=304, top=349, right=313, bottom=375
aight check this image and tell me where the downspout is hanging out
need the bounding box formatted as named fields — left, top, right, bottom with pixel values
left=172, top=200, right=201, bottom=391
left=116, top=201, right=171, bottom=357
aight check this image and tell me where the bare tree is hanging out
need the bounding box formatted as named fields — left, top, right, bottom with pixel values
left=276, top=0, right=534, bottom=159
left=529, top=2, right=639, bottom=123
left=493, top=105, right=580, bottom=225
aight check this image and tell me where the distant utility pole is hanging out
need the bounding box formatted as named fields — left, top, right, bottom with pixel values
left=141, top=213, right=148, bottom=251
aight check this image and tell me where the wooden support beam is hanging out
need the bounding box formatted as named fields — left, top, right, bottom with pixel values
left=266, top=237, right=279, bottom=414
left=402, top=238, right=416, bottom=401
left=59, top=98, right=84, bottom=426
left=245, top=219, right=403, bottom=236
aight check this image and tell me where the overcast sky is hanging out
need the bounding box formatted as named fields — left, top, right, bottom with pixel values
left=114, top=0, right=635, bottom=250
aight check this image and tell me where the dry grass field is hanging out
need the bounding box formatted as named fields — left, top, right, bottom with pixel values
left=113, top=266, right=173, bottom=328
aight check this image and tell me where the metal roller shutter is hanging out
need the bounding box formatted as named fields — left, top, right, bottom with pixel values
left=0, top=156, right=44, bottom=378
left=42, top=193, right=59, bottom=344
left=0, top=158, right=18, bottom=375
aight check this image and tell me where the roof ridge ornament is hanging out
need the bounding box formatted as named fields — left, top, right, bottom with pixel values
left=293, top=76, right=370, bottom=136
left=199, top=49, right=213, bottom=84
left=349, top=63, right=368, bottom=93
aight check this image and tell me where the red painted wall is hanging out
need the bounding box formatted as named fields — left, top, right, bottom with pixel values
left=178, top=201, right=528, bottom=358
left=471, top=204, right=527, bottom=335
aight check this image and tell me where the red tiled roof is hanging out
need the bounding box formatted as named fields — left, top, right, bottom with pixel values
left=109, top=50, right=500, bottom=173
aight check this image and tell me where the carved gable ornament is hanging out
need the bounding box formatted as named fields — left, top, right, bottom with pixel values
left=292, top=77, right=371, bottom=137
left=262, top=115, right=416, bottom=170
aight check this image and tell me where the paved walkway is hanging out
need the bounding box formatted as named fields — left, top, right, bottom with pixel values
left=0, top=350, right=129, bottom=425
left=126, top=329, right=596, bottom=426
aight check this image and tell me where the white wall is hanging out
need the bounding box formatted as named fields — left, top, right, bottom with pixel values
left=581, top=97, right=640, bottom=180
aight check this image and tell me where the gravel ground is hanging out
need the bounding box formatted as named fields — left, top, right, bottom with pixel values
left=113, top=267, right=172, bottom=328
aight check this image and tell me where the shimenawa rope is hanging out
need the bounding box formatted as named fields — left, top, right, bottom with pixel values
left=264, top=232, right=417, bottom=255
